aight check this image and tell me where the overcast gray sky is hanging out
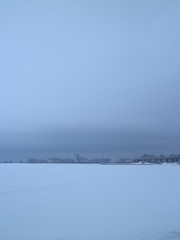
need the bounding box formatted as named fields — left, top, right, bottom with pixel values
left=0, top=0, right=180, bottom=160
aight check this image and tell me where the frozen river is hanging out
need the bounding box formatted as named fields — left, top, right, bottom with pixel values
left=0, top=164, right=180, bottom=240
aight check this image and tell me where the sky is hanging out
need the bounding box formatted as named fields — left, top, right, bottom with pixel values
left=0, top=0, right=180, bottom=161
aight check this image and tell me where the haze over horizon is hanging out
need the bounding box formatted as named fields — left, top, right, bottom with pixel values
left=0, top=0, right=180, bottom=161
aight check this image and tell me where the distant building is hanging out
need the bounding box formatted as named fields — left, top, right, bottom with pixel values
left=74, top=154, right=80, bottom=162
left=28, top=158, right=47, bottom=163
left=99, top=158, right=110, bottom=164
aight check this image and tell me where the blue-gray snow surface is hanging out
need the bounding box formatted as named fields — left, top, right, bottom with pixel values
left=0, top=164, right=180, bottom=240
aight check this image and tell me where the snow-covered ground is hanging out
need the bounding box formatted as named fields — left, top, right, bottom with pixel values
left=0, top=164, right=180, bottom=240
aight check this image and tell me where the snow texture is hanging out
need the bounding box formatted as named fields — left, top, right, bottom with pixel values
left=0, top=164, right=180, bottom=240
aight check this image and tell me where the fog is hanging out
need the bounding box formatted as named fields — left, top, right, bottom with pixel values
left=1, top=128, right=180, bottom=161
left=0, top=0, right=180, bottom=161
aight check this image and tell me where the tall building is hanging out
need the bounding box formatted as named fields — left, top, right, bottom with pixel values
left=74, top=154, right=80, bottom=162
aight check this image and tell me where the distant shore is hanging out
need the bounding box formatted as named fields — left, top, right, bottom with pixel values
left=1, top=153, right=180, bottom=165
